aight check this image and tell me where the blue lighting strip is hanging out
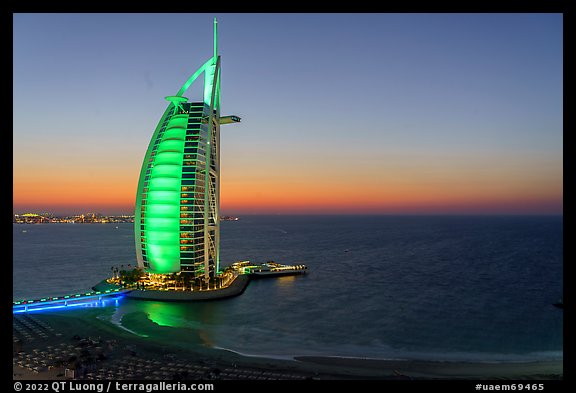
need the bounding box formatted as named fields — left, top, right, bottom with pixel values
left=13, top=295, right=125, bottom=314
left=13, top=291, right=126, bottom=314
left=13, top=288, right=124, bottom=306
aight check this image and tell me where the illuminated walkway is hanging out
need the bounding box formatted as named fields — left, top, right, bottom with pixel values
left=13, top=289, right=128, bottom=314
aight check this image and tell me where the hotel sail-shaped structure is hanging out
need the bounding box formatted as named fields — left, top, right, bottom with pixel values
left=134, top=19, right=239, bottom=281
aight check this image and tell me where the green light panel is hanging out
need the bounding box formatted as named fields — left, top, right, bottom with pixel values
left=141, top=112, right=189, bottom=273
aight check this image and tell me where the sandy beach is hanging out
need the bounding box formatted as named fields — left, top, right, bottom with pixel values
left=293, top=356, right=563, bottom=380
left=13, top=307, right=563, bottom=381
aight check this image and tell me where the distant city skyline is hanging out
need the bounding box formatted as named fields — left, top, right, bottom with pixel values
left=13, top=13, right=563, bottom=215
left=12, top=211, right=242, bottom=221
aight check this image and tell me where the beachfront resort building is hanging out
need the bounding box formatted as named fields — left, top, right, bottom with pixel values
left=134, top=19, right=240, bottom=281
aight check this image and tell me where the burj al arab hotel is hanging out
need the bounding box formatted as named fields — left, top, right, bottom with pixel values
left=134, top=19, right=240, bottom=282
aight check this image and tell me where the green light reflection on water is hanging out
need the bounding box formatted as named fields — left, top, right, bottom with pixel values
left=116, top=300, right=222, bottom=348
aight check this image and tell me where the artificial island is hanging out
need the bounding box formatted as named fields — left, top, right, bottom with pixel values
left=93, top=18, right=306, bottom=301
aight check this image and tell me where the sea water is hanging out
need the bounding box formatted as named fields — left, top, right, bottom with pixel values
left=13, top=215, right=563, bottom=362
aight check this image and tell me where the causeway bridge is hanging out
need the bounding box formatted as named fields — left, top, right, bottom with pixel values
left=13, top=288, right=129, bottom=314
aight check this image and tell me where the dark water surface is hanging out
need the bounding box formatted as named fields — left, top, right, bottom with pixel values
left=13, top=215, right=563, bottom=362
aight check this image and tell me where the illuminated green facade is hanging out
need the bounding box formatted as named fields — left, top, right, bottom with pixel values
left=135, top=19, right=239, bottom=279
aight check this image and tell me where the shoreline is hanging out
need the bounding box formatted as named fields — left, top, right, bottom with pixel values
left=293, top=356, right=563, bottom=379
left=13, top=307, right=563, bottom=380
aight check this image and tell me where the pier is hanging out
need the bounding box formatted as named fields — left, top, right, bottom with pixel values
left=231, top=261, right=308, bottom=278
